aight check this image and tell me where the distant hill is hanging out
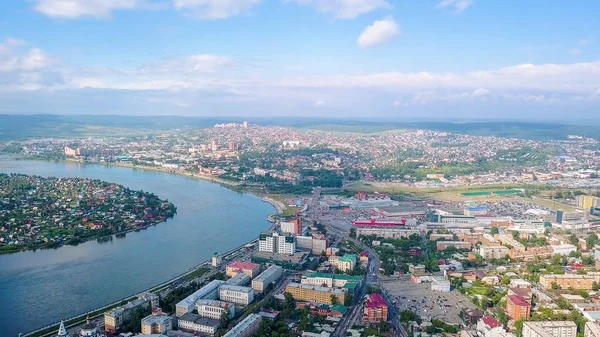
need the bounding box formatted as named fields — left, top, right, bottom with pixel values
left=0, top=114, right=599, bottom=141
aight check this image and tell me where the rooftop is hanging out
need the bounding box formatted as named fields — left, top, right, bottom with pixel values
left=253, top=265, right=283, bottom=282
left=304, top=272, right=363, bottom=282
left=508, top=295, right=530, bottom=307
left=365, top=293, right=387, bottom=309
left=227, top=261, right=260, bottom=270
left=481, top=316, right=501, bottom=329
left=179, top=313, right=220, bottom=327
left=223, top=314, right=262, bottom=337
left=287, top=282, right=347, bottom=295
left=219, top=284, right=254, bottom=293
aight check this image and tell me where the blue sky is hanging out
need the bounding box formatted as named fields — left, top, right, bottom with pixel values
left=0, top=0, right=599, bottom=120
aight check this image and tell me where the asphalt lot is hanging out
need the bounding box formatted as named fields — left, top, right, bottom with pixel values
left=380, top=276, right=475, bottom=325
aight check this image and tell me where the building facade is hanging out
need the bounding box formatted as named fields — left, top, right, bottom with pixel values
left=285, top=283, right=346, bottom=305
left=329, top=254, right=356, bottom=272
left=480, top=246, right=509, bottom=260
left=252, top=265, right=283, bottom=293
left=506, top=295, right=531, bottom=321
left=219, top=285, right=255, bottom=305
left=176, top=280, right=225, bottom=317
left=225, top=261, right=261, bottom=279
left=258, top=231, right=297, bottom=255
left=539, top=274, right=600, bottom=290
left=364, top=293, right=388, bottom=323
left=195, top=299, right=235, bottom=320
left=141, top=312, right=172, bottom=335
left=522, top=322, right=577, bottom=337
left=223, top=313, right=262, bottom=337
left=178, top=313, right=220, bottom=334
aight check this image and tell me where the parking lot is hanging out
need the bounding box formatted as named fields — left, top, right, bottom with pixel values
left=380, top=276, right=475, bottom=325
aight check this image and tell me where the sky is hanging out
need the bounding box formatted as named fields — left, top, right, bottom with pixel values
left=0, top=0, right=599, bottom=120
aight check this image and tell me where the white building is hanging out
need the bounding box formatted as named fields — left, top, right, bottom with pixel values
left=477, top=316, right=505, bottom=337
left=177, top=313, right=220, bottom=335
left=176, top=280, right=225, bottom=317
left=355, top=227, right=420, bottom=239
left=195, top=299, right=235, bottom=320
left=258, top=231, right=296, bottom=255
left=585, top=322, right=600, bottom=337
left=522, top=322, right=577, bottom=337
left=431, top=276, right=451, bottom=292
left=219, top=285, right=255, bottom=305
left=223, top=313, right=262, bottom=337
left=212, top=253, right=222, bottom=267
left=552, top=244, right=578, bottom=256
left=252, top=265, right=283, bottom=293
left=479, top=246, right=509, bottom=260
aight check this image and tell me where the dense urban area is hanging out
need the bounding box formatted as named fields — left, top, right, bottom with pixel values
left=3, top=121, right=600, bottom=337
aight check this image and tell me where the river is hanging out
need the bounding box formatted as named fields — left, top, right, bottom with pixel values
left=0, top=160, right=274, bottom=337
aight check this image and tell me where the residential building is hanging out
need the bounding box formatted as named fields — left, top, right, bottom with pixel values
left=176, top=280, right=225, bottom=317
left=219, top=285, right=255, bottom=305
left=258, top=231, right=297, bottom=255
left=479, top=246, right=509, bottom=260
left=296, top=235, right=329, bottom=254
left=104, top=294, right=159, bottom=334
left=437, top=241, right=472, bottom=251
left=329, top=254, right=356, bottom=272
left=430, top=233, right=454, bottom=241
left=141, top=311, right=172, bottom=335
left=364, top=293, right=388, bottom=323
left=177, top=313, right=220, bottom=335
left=506, top=295, right=531, bottom=321
left=409, top=264, right=426, bottom=276
left=577, top=196, right=599, bottom=209
left=195, top=299, right=235, bottom=320
left=522, top=322, right=577, bottom=337
left=465, top=206, right=488, bottom=216
left=585, top=322, right=600, bottom=337
left=552, top=244, right=578, bottom=256
left=355, top=227, right=420, bottom=239
left=226, top=273, right=250, bottom=287
left=477, top=316, right=504, bottom=337
left=252, top=265, right=283, bottom=293
left=539, top=274, right=600, bottom=290
left=223, top=313, right=262, bottom=337
left=300, top=273, right=362, bottom=292
left=285, top=283, right=346, bottom=305
left=225, top=261, right=261, bottom=279
left=280, top=218, right=302, bottom=235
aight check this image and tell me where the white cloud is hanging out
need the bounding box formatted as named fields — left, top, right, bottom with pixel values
left=291, top=0, right=391, bottom=19
left=472, top=88, right=490, bottom=97
left=569, top=48, right=582, bottom=56
left=436, top=0, right=474, bottom=13
left=357, top=18, right=400, bottom=48
left=0, top=38, right=26, bottom=54
left=173, top=0, right=261, bottom=19
left=139, top=54, right=232, bottom=73
left=32, top=0, right=167, bottom=19
left=578, top=39, right=589, bottom=46
left=315, top=100, right=326, bottom=106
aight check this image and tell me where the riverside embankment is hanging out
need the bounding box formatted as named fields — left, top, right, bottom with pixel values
left=0, top=160, right=275, bottom=337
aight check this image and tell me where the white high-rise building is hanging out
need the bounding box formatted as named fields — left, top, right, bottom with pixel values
left=258, top=231, right=296, bottom=255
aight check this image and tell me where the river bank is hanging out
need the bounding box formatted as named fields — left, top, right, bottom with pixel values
left=0, top=159, right=277, bottom=337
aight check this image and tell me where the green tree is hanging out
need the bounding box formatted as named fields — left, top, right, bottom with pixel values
left=587, top=233, right=599, bottom=248
left=490, top=227, right=499, bottom=235
left=349, top=227, right=357, bottom=238
left=330, top=294, right=339, bottom=306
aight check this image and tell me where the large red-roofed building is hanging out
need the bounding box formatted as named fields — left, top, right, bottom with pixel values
left=506, top=295, right=530, bottom=321
left=364, top=293, right=388, bottom=323
left=226, top=261, right=261, bottom=279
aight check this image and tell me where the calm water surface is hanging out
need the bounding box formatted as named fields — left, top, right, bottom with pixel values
left=0, top=160, right=273, bottom=336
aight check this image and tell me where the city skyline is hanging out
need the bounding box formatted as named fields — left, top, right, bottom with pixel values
left=0, top=0, right=599, bottom=118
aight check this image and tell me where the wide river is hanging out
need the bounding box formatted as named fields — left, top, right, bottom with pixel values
left=0, top=160, right=274, bottom=337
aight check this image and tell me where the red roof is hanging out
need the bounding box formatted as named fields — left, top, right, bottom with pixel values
left=508, top=295, right=530, bottom=307
left=365, top=293, right=387, bottom=309
left=481, top=316, right=501, bottom=329
left=360, top=251, right=369, bottom=257
left=227, top=261, right=259, bottom=270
